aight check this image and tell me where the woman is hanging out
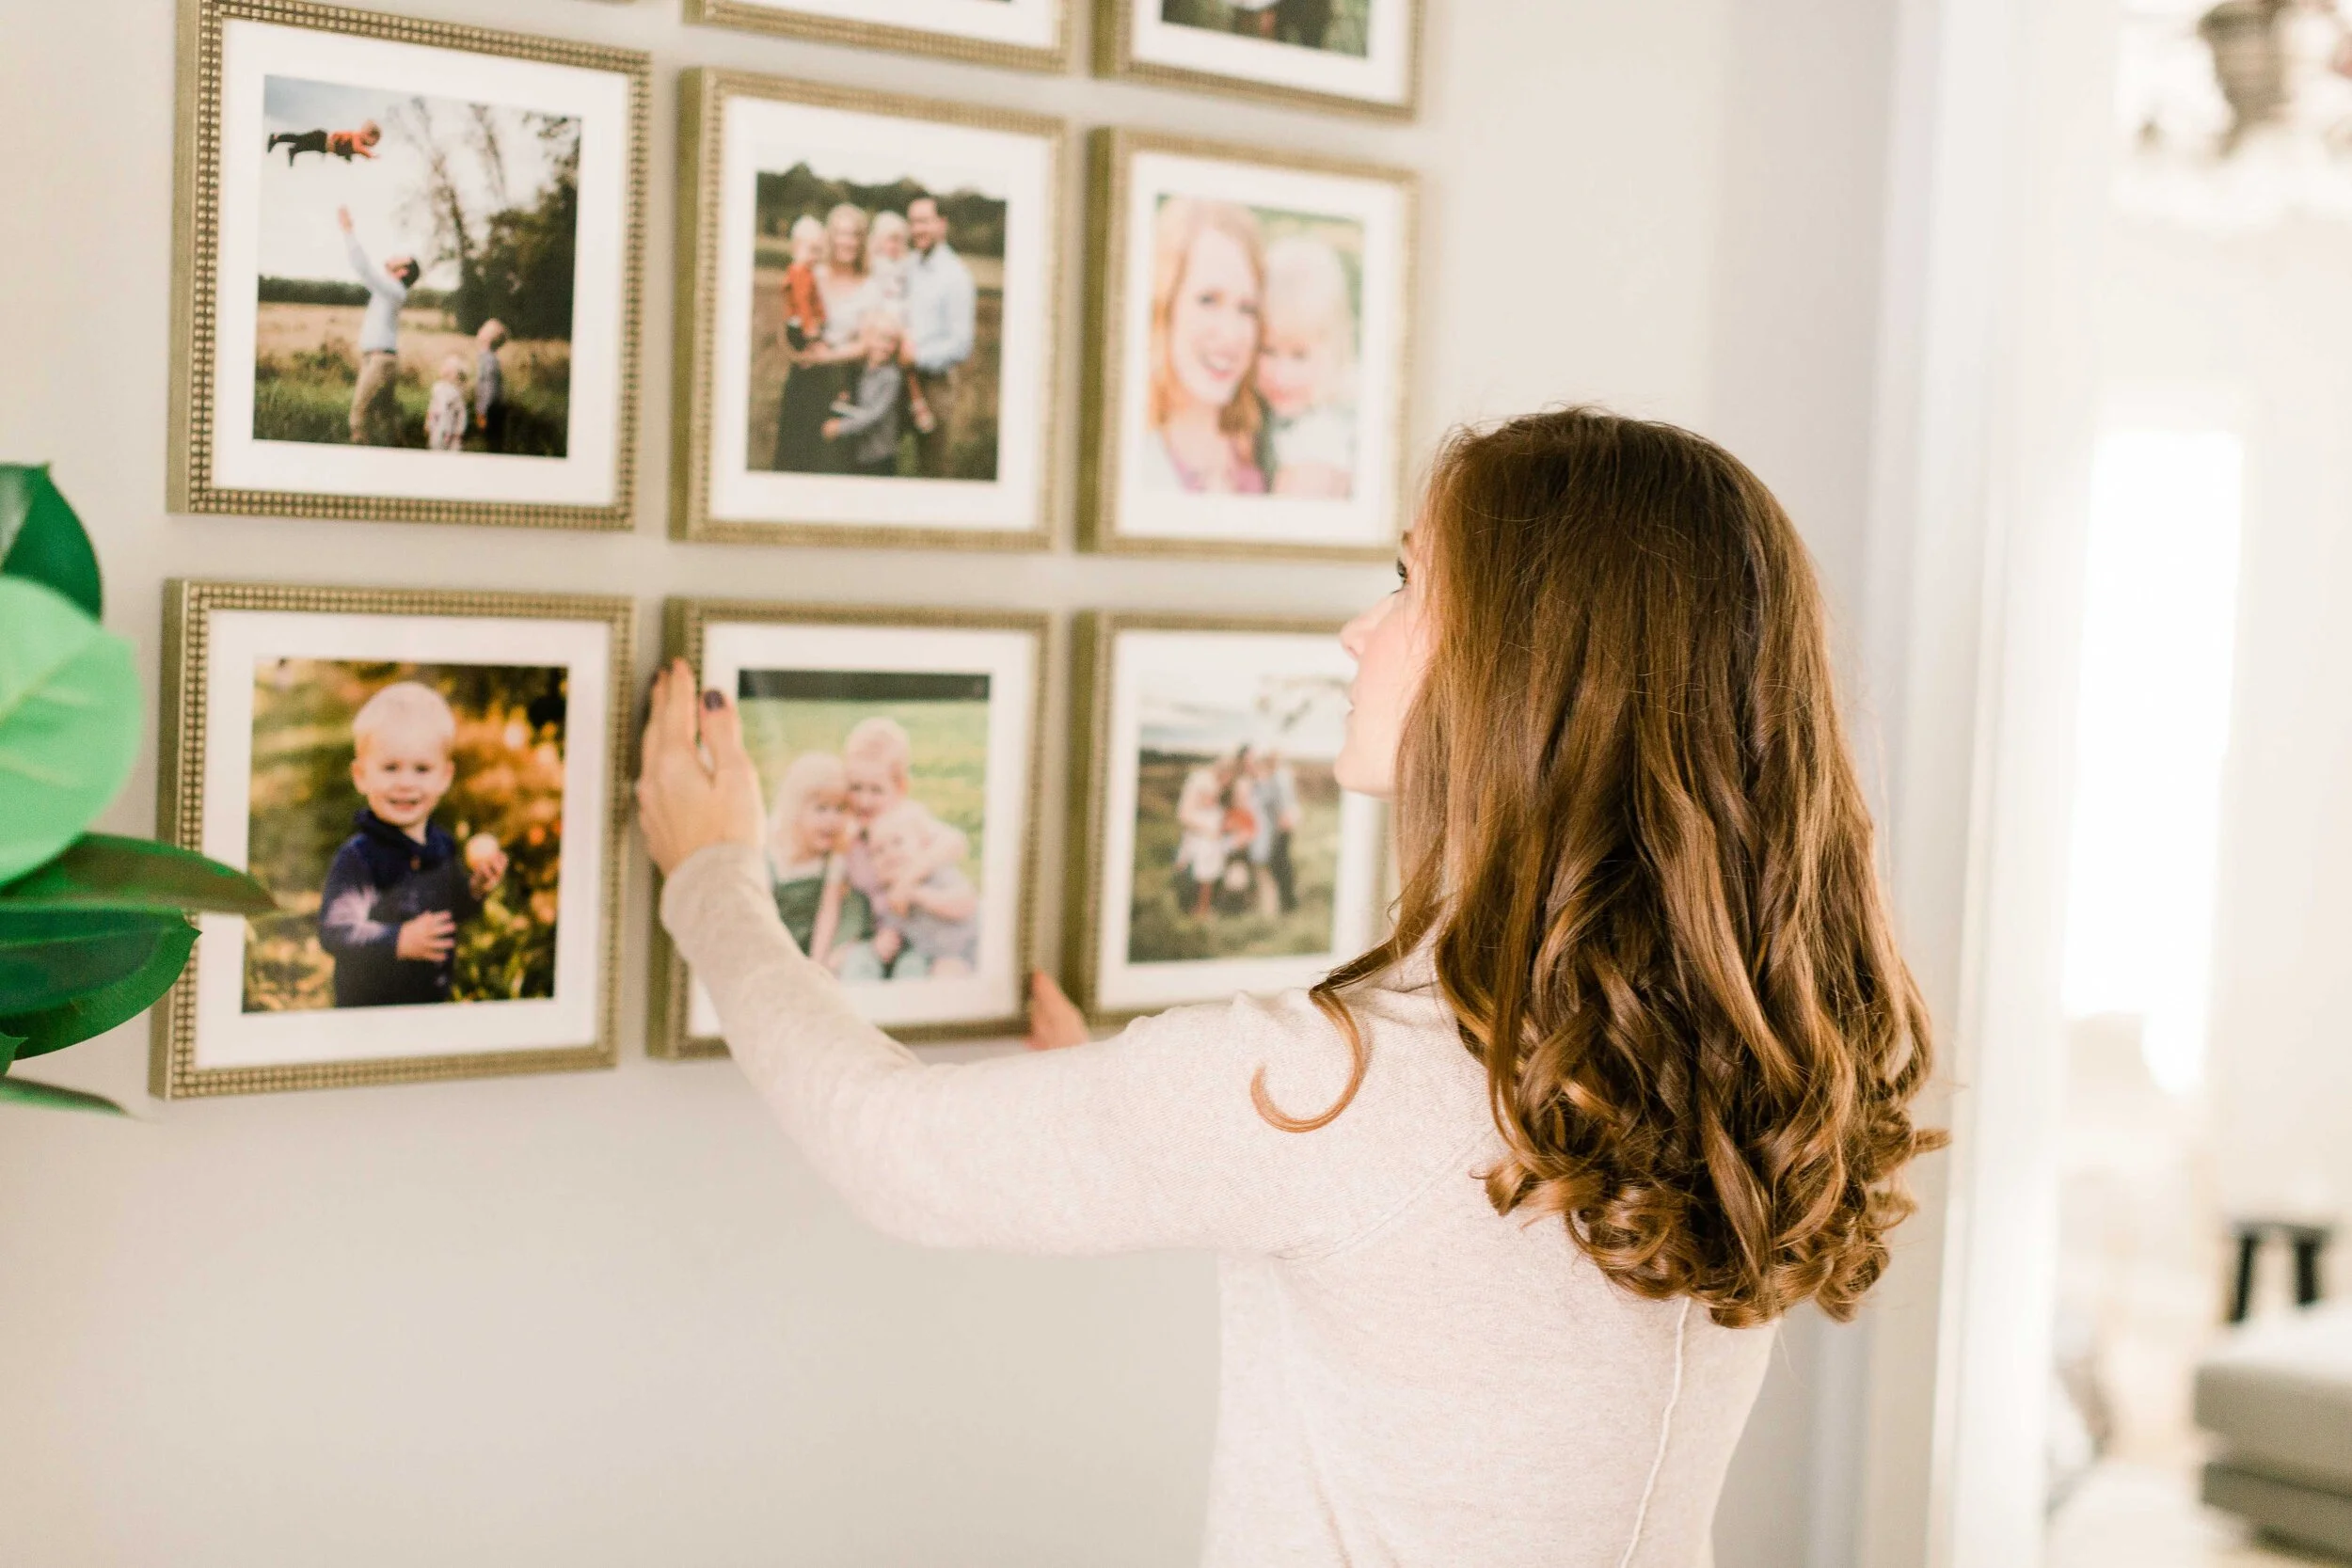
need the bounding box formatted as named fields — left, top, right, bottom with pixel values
left=771, top=202, right=874, bottom=474
left=1143, top=198, right=1269, bottom=495
left=638, top=407, right=1942, bottom=1565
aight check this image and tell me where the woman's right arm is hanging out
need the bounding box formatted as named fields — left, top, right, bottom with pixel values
left=662, top=842, right=1430, bottom=1260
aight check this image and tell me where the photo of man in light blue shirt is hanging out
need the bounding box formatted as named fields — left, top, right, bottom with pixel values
left=337, top=203, right=421, bottom=447
left=903, top=196, right=977, bottom=478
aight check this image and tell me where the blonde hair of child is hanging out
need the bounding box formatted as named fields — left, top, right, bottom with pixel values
left=843, top=716, right=913, bottom=785
left=870, top=210, right=910, bottom=252
left=351, top=681, right=456, bottom=759
left=437, top=354, right=466, bottom=382
left=868, top=795, right=939, bottom=853
left=769, top=751, right=849, bottom=871
left=1263, top=236, right=1356, bottom=395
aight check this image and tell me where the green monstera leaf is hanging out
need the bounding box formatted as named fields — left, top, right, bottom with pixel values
left=0, top=465, right=103, bottom=619
left=0, top=1073, right=129, bottom=1116
left=0, top=834, right=276, bottom=917
left=1, top=914, right=197, bottom=1061
left=0, top=578, right=142, bottom=883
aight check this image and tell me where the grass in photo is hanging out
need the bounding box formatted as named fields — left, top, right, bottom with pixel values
left=1125, top=668, right=1348, bottom=964
left=252, top=76, right=580, bottom=456
left=745, top=161, right=1008, bottom=483
left=242, top=658, right=569, bottom=1012
left=737, top=669, right=991, bottom=982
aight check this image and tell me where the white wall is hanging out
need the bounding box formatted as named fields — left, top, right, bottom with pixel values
left=2095, top=214, right=2352, bottom=1243
left=0, top=2, right=1900, bottom=1562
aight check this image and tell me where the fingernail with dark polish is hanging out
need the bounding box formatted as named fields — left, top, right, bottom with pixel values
left=702, top=689, right=724, bottom=711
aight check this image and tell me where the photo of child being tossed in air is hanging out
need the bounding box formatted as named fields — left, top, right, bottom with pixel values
left=241, top=658, right=571, bottom=1013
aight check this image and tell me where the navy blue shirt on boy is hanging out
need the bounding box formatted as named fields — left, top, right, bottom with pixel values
left=317, top=809, right=482, bottom=1007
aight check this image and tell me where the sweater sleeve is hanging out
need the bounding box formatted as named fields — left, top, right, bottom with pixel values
left=661, top=842, right=1447, bottom=1259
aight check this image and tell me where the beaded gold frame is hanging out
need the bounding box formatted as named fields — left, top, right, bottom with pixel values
left=151, top=580, right=637, bottom=1099
left=670, top=71, right=1069, bottom=550
left=683, top=0, right=1077, bottom=73
left=1092, top=0, right=1424, bottom=121
left=1062, top=610, right=1385, bottom=1025
left=167, top=0, right=650, bottom=530
left=1079, top=127, right=1420, bottom=563
left=647, top=597, right=1051, bottom=1057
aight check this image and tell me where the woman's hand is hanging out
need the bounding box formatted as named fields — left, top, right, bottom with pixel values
left=635, top=659, right=765, bottom=878
left=1024, top=971, right=1090, bottom=1053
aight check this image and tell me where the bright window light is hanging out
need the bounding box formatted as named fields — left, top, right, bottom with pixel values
left=2058, top=427, right=2244, bottom=1094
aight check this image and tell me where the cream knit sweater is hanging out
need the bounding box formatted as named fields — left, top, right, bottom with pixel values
left=662, top=844, right=1773, bottom=1567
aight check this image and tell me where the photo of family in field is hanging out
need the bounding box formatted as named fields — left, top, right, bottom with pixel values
left=240, top=658, right=570, bottom=1014
left=736, top=668, right=992, bottom=982
left=1143, top=194, right=1365, bottom=499
left=1125, top=668, right=1348, bottom=965
left=743, top=159, right=1008, bottom=483
left=1160, top=0, right=1372, bottom=55
left=251, top=75, right=580, bottom=457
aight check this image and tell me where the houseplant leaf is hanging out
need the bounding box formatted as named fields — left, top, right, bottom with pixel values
left=1, top=914, right=198, bottom=1060
left=0, top=578, right=142, bottom=882
left=0, top=908, right=187, bottom=1016
left=0, top=466, right=103, bottom=618
left=0, top=833, right=277, bottom=916
left=0, top=1075, right=129, bottom=1116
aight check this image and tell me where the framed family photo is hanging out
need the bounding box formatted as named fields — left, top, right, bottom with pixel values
left=650, top=600, right=1047, bottom=1055
left=1095, top=0, right=1423, bottom=119
left=167, top=0, right=648, bottom=528
left=1065, top=614, right=1386, bottom=1022
left=1083, top=130, right=1416, bottom=562
left=152, top=582, right=635, bottom=1098
left=673, top=72, right=1068, bottom=550
left=684, top=0, right=1075, bottom=73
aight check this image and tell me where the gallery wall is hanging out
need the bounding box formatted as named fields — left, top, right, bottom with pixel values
left=0, top=0, right=1902, bottom=1563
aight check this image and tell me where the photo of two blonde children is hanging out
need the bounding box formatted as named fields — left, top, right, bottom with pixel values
left=736, top=669, right=991, bottom=982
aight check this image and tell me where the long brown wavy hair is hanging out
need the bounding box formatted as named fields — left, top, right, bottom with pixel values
left=1256, top=407, right=1944, bottom=1329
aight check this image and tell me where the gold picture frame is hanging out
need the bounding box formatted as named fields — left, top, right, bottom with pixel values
left=151, top=580, right=637, bottom=1099
left=649, top=598, right=1052, bottom=1058
left=684, top=0, right=1078, bottom=74
left=167, top=0, right=650, bottom=530
left=1081, top=127, right=1419, bottom=563
left=1093, top=0, right=1424, bottom=120
left=1063, top=610, right=1387, bottom=1025
left=671, top=71, right=1069, bottom=551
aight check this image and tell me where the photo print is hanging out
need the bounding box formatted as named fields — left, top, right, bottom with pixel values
left=652, top=603, right=1045, bottom=1053
left=675, top=73, right=1065, bottom=547
left=1096, top=0, right=1422, bottom=118
left=1088, top=131, right=1414, bottom=560
left=682, top=0, right=1074, bottom=73
left=153, top=583, right=634, bottom=1098
left=1070, top=616, right=1384, bottom=1020
left=172, top=1, right=646, bottom=526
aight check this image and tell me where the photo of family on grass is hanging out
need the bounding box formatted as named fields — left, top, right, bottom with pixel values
left=1142, top=194, right=1365, bottom=499
left=251, top=75, right=580, bottom=458
left=1125, top=667, right=1347, bottom=966
left=241, top=657, right=571, bottom=1015
left=736, top=668, right=991, bottom=982
left=744, top=160, right=1007, bottom=483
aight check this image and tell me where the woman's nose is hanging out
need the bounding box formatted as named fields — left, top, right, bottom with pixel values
left=1340, top=604, right=1376, bottom=659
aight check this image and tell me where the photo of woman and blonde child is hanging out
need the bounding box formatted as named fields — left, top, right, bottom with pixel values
left=746, top=162, right=1007, bottom=483
left=738, top=671, right=991, bottom=983
left=1143, top=196, right=1362, bottom=499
